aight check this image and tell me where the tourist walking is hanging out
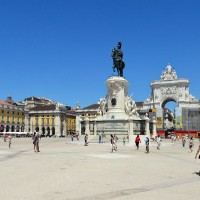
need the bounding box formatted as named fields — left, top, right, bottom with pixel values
left=135, top=135, right=141, bottom=150
left=113, top=135, right=118, bottom=151
left=189, top=136, right=194, bottom=152
left=32, top=131, right=37, bottom=152
left=84, top=134, right=88, bottom=146
left=76, top=132, right=79, bottom=141
left=33, top=129, right=40, bottom=152
left=8, top=135, right=12, bottom=148
left=36, top=130, right=41, bottom=152
left=110, top=134, right=114, bottom=152
left=114, top=134, right=118, bottom=144
left=3, top=134, right=7, bottom=142
left=145, top=136, right=150, bottom=153
left=173, top=134, right=177, bottom=142
left=171, top=134, right=174, bottom=143
left=110, top=134, right=117, bottom=152
left=127, top=135, right=129, bottom=142
left=123, top=136, right=126, bottom=146
left=182, top=136, right=186, bottom=147
left=156, top=135, right=162, bottom=150
left=98, top=131, right=102, bottom=143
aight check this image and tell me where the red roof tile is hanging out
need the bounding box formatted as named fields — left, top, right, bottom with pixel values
left=0, top=100, right=12, bottom=106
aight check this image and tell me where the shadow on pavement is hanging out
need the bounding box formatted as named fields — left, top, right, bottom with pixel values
left=193, top=171, right=200, bottom=176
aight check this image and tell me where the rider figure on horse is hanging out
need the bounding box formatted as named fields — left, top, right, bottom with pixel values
left=111, top=42, right=125, bottom=77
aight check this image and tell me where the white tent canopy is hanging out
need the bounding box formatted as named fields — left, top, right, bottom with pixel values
left=1, top=132, right=32, bottom=135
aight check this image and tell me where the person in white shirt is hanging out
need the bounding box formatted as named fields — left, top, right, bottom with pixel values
left=157, top=135, right=162, bottom=150
left=189, top=137, right=194, bottom=152
left=35, top=131, right=40, bottom=152
left=8, top=135, right=12, bottom=148
left=33, top=128, right=40, bottom=152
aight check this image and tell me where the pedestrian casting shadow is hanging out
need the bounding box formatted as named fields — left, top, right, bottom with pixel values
left=193, top=171, right=200, bottom=176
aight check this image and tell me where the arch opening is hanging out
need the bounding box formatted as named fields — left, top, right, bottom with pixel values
left=52, top=127, right=55, bottom=135
left=161, top=98, right=177, bottom=110
left=162, top=99, right=178, bottom=138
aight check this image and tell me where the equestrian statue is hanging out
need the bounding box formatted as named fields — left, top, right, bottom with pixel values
left=111, top=42, right=125, bottom=77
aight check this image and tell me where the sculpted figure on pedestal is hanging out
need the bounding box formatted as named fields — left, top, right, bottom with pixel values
left=125, top=95, right=138, bottom=116
left=99, top=97, right=106, bottom=115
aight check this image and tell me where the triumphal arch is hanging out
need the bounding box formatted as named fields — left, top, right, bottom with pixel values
left=143, top=64, right=199, bottom=130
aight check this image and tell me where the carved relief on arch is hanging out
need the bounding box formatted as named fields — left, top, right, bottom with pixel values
left=160, top=86, right=177, bottom=96
left=154, top=89, right=160, bottom=100
left=156, top=86, right=179, bottom=104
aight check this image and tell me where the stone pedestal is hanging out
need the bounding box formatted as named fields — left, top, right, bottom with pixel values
left=106, top=76, right=128, bottom=119
left=77, top=76, right=143, bottom=137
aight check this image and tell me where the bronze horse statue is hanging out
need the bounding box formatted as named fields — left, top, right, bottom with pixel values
left=111, top=42, right=125, bottom=77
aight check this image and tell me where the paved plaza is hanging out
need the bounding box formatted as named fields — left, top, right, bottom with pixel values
left=0, top=137, right=200, bottom=200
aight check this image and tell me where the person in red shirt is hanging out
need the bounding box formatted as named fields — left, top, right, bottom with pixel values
left=135, top=135, right=141, bottom=150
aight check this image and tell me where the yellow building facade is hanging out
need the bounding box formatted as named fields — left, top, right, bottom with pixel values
left=0, top=100, right=29, bottom=133
left=29, top=104, right=76, bottom=136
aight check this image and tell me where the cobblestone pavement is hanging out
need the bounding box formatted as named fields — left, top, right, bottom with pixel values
left=0, top=137, right=200, bottom=200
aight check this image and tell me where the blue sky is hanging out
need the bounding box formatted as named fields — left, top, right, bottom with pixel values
left=0, top=0, right=200, bottom=108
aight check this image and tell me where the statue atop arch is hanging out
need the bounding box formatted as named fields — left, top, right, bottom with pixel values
left=160, top=64, right=177, bottom=80
left=111, top=42, right=125, bottom=77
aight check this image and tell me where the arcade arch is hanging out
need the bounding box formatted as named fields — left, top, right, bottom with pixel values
left=6, top=125, right=9, bottom=132
left=11, top=125, right=15, bottom=132
left=52, top=127, right=55, bottom=135
left=42, top=127, right=45, bottom=135
left=0, top=125, right=4, bottom=132
left=47, top=127, right=50, bottom=135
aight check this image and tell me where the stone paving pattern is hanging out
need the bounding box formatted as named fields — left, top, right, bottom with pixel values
left=0, top=137, right=200, bottom=200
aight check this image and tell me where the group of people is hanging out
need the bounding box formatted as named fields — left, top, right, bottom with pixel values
left=135, top=135, right=150, bottom=153
left=70, top=132, right=79, bottom=142
left=3, top=134, right=12, bottom=148
left=3, top=130, right=200, bottom=167
left=178, top=135, right=195, bottom=152
left=182, top=136, right=195, bottom=153
left=134, top=134, right=159, bottom=153
left=171, top=134, right=179, bottom=143
left=83, top=133, right=200, bottom=164
left=2, top=129, right=40, bottom=151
